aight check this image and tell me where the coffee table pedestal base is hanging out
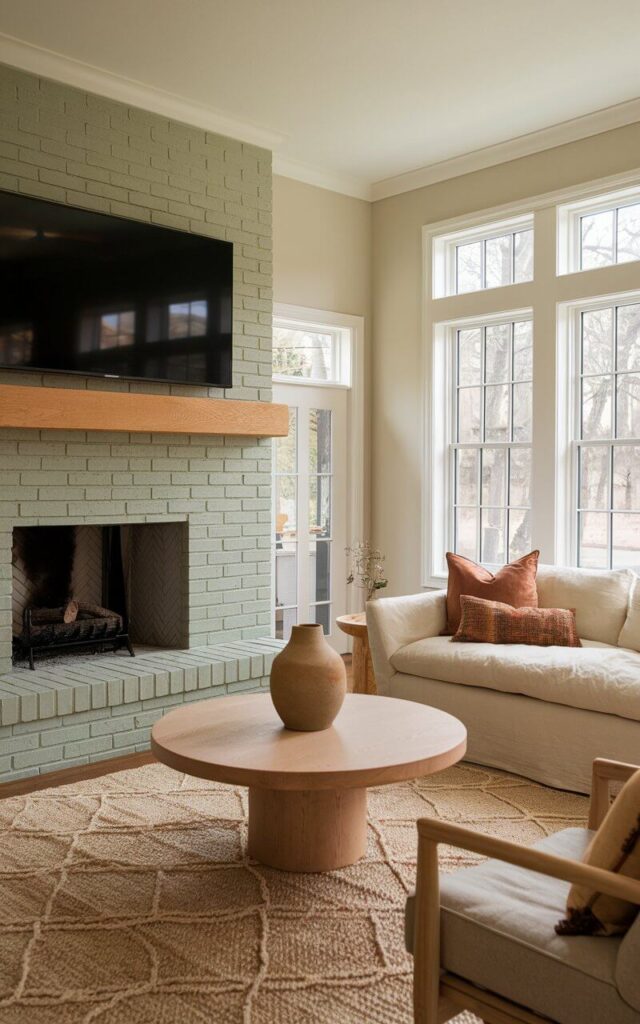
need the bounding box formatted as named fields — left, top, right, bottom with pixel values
left=248, top=786, right=367, bottom=872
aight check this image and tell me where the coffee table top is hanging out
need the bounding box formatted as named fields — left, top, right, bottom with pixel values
left=151, top=693, right=467, bottom=791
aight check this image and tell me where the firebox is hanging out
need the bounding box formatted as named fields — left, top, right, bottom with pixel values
left=12, top=521, right=188, bottom=668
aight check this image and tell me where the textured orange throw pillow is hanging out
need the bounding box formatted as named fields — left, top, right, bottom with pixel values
left=452, top=595, right=582, bottom=647
left=443, top=550, right=540, bottom=635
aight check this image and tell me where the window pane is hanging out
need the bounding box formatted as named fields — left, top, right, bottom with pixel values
left=613, top=446, right=640, bottom=510
left=616, top=303, right=640, bottom=372
left=485, top=323, right=511, bottom=383
left=579, top=446, right=610, bottom=510
left=581, top=376, right=612, bottom=440
left=513, top=321, right=533, bottom=381
left=309, top=475, right=331, bottom=537
left=458, top=387, right=481, bottom=442
left=455, top=507, right=478, bottom=560
left=273, top=327, right=333, bottom=380
left=484, top=384, right=509, bottom=441
left=309, top=408, right=331, bottom=474
left=481, top=507, right=506, bottom=564
left=514, top=229, right=533, bottom=282
left=616, top=374, right=640, bottom=438
left=581, top=210, right=615, bottom=269
left=485, top=235, right=512, bottom=289
left=275, top=475, right=297, bottom=536
left=509, top=448, right=531, bottom=507
left=456, top=241, right=482, bottom=293
left=617, top=203, right=640, bottom=264
left=512, top=382, right=532, bottom=442
left=582, top=308, right=613, bottom=375
left=612, top=514, right=640, bottom=570
left=509, top=509, right=531, bottom=560
left=458, top=328, right=481, bottom=385
left=482, top=448, right=507, bottom=507
left=310, top=538, right=330, bottom=603
left=456, top=448, right=479, bottom=505
left=309, top=603, right=331, bottom=635
left=275, top=605, right=297, bottom=642
left=579, top=511, right=609, bottom=567
left=276, top=407, right=297, bottom=474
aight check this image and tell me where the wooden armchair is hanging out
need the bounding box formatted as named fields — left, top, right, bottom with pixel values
left=410, top=758, right=640, bottom=1024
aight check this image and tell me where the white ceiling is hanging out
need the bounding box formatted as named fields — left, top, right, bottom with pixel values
left=1, top=0, right=640, bottom=200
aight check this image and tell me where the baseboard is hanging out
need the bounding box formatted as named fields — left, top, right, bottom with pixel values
left=0, top=749, right=157, bottom=798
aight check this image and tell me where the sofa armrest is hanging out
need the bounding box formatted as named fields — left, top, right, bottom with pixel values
left=367, top=590, right=447, bottom=695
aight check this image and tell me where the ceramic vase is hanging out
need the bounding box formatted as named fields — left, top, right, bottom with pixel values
left=270, top=623, right=347, bottom=731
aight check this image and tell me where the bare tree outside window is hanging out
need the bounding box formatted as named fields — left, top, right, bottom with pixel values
left=581, top=202, right=640, bottom=269
left=577, top=301, right=640, bottom=570
left=453, top=318, right=533, bottom=565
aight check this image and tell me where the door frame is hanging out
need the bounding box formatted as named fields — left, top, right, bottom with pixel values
left=272, top=303, right=366, bottom=625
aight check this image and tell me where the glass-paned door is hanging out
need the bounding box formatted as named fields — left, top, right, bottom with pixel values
left=273, top=382, right=348, bottom=653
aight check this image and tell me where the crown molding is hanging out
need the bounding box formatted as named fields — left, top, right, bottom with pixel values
left=272, top=155, right=371, bottom=201
left=371, top=96, right=640, bottom=201
left=2, top=32, right=640, bottom=204
left=0, top=33, right=286, bottom=150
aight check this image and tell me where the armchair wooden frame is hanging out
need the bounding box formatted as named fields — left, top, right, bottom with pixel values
left=412, top=758, right=640, bottom=1024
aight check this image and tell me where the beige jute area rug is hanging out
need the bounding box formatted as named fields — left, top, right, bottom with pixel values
left=0, top=761, right=587, bottom=1023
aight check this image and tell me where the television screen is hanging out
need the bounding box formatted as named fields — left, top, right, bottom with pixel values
left=0, top=190, right=233, bottom=387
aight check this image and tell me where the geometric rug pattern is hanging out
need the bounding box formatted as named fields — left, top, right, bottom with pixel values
left=0, top=761, right=588, bottom=1023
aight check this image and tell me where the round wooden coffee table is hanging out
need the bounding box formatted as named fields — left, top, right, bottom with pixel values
left=151, top=692, right=466, bottom=873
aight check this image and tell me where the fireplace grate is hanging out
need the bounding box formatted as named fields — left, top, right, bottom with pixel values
left=14, top=602, right=135, bottom=670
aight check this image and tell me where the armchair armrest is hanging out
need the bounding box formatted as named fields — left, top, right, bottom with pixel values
left=417, top=818, right=640, bottom=905
left=366, top=590, right=447, bottom=695
left=589, top=758, right=639, bottom=829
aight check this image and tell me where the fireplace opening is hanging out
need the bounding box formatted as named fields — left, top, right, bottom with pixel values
left=12, top=522, right=188, bottom=669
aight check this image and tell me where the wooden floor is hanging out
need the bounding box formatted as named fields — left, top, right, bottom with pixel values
left=0, top=654, right=354, bottom=799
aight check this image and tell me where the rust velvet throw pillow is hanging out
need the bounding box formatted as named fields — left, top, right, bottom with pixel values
left=452, top=596, right=582, bottom=647
left=443, top=550, right=540, bottom=635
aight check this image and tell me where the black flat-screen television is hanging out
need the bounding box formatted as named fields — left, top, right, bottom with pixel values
left=0, top=190, right=233, bottom=387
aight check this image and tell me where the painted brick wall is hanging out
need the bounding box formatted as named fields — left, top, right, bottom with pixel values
left=0, top=64, right=274, bottom=674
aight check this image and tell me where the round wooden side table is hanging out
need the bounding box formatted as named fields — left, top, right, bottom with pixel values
left=336, top=612, right=376, bottom=695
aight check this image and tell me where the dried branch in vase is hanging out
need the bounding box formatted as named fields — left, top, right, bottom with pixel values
left=346, top=542, right=388, bottom=603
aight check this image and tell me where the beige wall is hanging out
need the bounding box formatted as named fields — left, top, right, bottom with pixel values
left=273, top=174, right=373, bottom=537
left=372, top=122, right=640, bottom=595
left=273, top=175, right=372, bottom=317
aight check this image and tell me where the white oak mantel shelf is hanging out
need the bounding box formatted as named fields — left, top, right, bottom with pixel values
left=0, top=384, right=289, bottom=437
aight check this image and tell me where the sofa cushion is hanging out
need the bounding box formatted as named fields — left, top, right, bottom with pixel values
left=406, top=829, right=640, bottom=1024
left=619, top=573, right=640, bottom=652
left=453, top=595, right=581, bottom=647
left=443, top=549, right=539, bottom=634
left=390, top=636, right=640, bottom=722
left=536, top=565, right=632, bottom=646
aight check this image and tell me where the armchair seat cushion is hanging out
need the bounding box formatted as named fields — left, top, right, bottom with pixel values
left=406, top=828, right=640, bottom=1024
left=391, top=636, right=640, bottom=722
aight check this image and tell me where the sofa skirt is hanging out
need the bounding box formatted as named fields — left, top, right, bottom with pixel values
left=387, top=673, right=640, bottom=794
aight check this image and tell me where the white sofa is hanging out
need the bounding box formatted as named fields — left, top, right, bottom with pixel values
left=367, top=565, right=640, bottom=794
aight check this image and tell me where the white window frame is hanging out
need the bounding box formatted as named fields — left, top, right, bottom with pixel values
left=559, top=290, right=640, bottom=569
left=271, top=303, right=366, bottom=624
left=558, top=184, right=640, bottom=276
left=272, top=311, right=352, bottom=387
left=429, top=308, right=533, bottom=579
left=432, top=212, right=534, bottom=299
left=423, top=169, right=640, bottom=589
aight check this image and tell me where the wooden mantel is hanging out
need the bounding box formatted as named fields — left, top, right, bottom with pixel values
left=0, top=384, right=289, bottom=437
